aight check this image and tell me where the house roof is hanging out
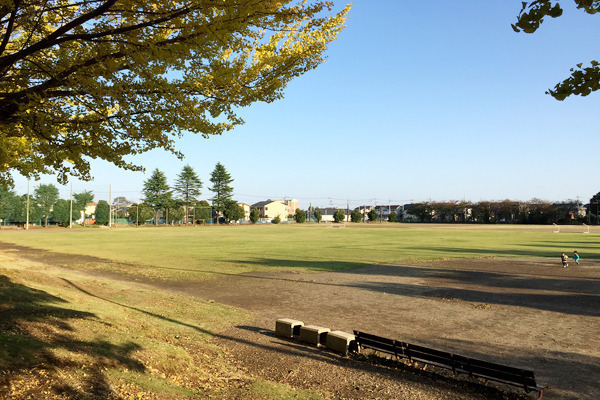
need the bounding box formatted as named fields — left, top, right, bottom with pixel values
left=251, top=199, right=284, bottom=208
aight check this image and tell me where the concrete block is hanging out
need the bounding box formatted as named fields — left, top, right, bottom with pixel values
left=275, top=318, right=304, bottom=338
left=326, top=330, right=356, bottom=355
left=299, top=325, right=330, bottom=346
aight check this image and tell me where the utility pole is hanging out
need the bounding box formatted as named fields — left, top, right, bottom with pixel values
left=109, top=184, right=112, bottom=228
left=26, top=179, right=30, bottom=230
left=69, top=182, right=73, bottom=228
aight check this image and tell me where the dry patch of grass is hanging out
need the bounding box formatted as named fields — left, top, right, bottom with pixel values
left=0, top=251, right=324, bottom=399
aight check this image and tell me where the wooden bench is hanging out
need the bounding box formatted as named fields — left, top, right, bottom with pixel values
left=353, top=331, right=545, bottom=399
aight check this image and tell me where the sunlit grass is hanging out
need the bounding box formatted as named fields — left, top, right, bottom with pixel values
left=0, top=251, right=325, bottom=398
left=1, top=224, right=598, bottom=283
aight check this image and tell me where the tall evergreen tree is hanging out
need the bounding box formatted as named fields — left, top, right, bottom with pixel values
left=142, top=169, right=172, bottom=225
left=174, top=165, right=202, bottom=225
left=35, top=184, right=59, bottom=227
left=209, top=163, right=234, bottom=216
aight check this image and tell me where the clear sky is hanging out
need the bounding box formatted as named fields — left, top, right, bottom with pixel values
left=10, top=1, right=600, bottom=209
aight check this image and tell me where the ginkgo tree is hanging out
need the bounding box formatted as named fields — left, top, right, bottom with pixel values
left=0, top=0, right=350, bottom=186
left=513, top=1, right=600, bottom=100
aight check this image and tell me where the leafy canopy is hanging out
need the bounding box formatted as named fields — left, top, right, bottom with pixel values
left=222, top=199, right=244, bottom=222
left=0, top=0, right=350, bottom=186
left=95, top=200, right=110, bottom=225
left=34, top=183, right=59, bottom=226
left=513, top=1, right=600, bottom=100
left=333, top=209, right=345, bottom=223
left=294, top=208, right=306, bottom=223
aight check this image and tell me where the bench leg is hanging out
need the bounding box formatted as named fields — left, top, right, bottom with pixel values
left=537, top=389, right=543, bottom=400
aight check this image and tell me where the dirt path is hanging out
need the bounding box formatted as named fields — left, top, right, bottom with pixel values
left=178, top=258, right=600, bottom=400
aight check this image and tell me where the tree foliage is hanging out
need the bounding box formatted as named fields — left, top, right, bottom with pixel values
left=406, top=203, right=432, bottom=222
left=223, top=200, right=244, bottom=222
left=51, top=199, right=78, bottom=226
left=388, top=211, right=397, bottom=222
left=174, top=165, right=202, bottom=224
left=294, top=208, right=306, bottom=223
left=513, top=1, right=600, bottom=100
left=95, top=200, right=110, bottom=225
left=249, top=208, right=260, bottom=224
left=350, top=208, right=362, bottom=223
left=0, top=0, right=349, bottom=187
left=313, top=209, right=322, bottom=223
left=34, top=184, right=59, bottom=227
left=367, top=209, right=378, bottom=222
left=142, top=168, right=172, bottom=225
left=209, top=162, right=234, bottom=213
left=127, top=203, right=154, bottom=225
left=73, top=190, right=94, bottom=219
left=10, top=194, right=41, bottom=224
left=194, top=200, right=212, bottom=222
left=165, top=202, right=185, bottom=224
left=0, top=186, right=14, bottom=223
left=333, top=209, right=345, bottom=223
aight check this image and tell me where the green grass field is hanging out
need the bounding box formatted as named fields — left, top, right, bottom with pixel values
left=0, top=224, right=598, bottom=282
left=1, top=224, right=598, bottom=398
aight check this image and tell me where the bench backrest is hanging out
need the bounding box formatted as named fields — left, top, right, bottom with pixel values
left=353, top=331, right=539, bottom=391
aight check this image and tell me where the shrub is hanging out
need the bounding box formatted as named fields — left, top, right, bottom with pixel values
left=272, top=216, right=281, bottom=224
left=333, top=209, right=345, bottom=223
left=249, top=208, right=260, bottom=224
left=368, top=209, right=379, bottom=222
left=95, top=200, right=110, bottom=225
left=313, top=209, right=322, bottom=223
left=294, top=209, right=306, bottom=223
left=388, top=211, right=398, bottom=222
left=351, top=209, right=362, bottom=222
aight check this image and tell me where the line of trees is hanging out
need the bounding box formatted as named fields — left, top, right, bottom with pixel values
left=0, top=162, right=245, bottom=227
left=287, top=196, right=598, bottom=226
left=405, top=198, right=592, bottom=224
left=0, top=184, right=94, bottom=227
left=133, top=162, right=243, bottom=225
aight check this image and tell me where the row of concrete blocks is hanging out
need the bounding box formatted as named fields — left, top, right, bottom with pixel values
left=275, top=318, right=356, bottom=356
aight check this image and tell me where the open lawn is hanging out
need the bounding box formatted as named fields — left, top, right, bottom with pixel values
left=1, top=224, right=599, bottom=399
left=0, top=224, right=598, bottom=283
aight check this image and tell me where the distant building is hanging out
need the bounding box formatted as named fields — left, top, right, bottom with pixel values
left=76, top=202, right=97, bottom=224
left=239, top=203, right=251, bottom=221
left=251, top=199, right=299, bottom=221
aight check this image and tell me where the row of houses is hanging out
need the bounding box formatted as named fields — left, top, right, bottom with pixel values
left=81, top=199, right=591, bottom=224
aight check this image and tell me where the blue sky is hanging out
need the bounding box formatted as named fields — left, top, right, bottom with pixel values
left=11, top=1, right=600, bottom=209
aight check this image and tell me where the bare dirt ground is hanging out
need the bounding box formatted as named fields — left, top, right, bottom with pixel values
left=184, top=257, right=600, bottom=400
left=2, top=241, right=599, bottom=400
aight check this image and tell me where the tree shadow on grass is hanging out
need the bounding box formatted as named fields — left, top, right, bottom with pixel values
left=404, top=245, right=600, bottom=259
left=0, top=275, right=144, bottom=399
